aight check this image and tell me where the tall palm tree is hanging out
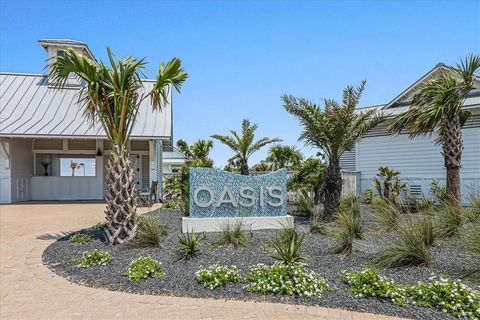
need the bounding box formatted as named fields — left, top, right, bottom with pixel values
left=50, top=48, right=187, bottom=244
left=211, top=119, right=281, bottom=175
left=283, top=81, right=383, bottom=219
left=176, top=139, right=214, bottom=163
left=266, top=145, right=303, bottom=170
left=390, top=55, right=480, bottom=207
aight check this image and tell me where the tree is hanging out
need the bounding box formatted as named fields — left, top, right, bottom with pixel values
left=211, top=119, right=281, bottom=175
left=251, top=160, right=272, bottom=172
left=176, top=139, right=214, bottom=162
left=371, top=166, right=406, bottom=203
left=50, top=48, right=187, bottom=244
left=266, top=145, right=303, bottom=170
left=288, top=157, right=325, bottom=203
left=283, top=81, right=383, bottom=219
left=390, top=55, right=480, bottom=207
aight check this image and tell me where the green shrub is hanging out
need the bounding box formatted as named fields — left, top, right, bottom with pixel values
left=124, top=256, right=164, bottom=281
left=335, top=202, right=363, bottom=239
left=373, top=218, right=432, bottom=268
left=271, top=232, right=306, bottom=265
left=245, top=263, right=331, bottom=297
left=69, top=233, right=91, bottom=244
left=92, top=222, right=108, bottom=231
left=434, top=203, right=464, bottom=238
left=213, top=221, right=249, bottom=247
left=296, top=194, right=315, bottom=216
left=360, top=189, right=374, bottom=204
left=339, top=195, right=358, bottom=210
left=178, top=230, right=203, bottom=259
left=273, top=226, right=297, bottom=247
left=340, top=268, right=480, bottom=318
left=129, top=215, right=167, bottom=248
left=430, top=179, right=447, bottom=203
left=70, top=249, right=111, bottom=267
left=195, top=263, right=240, bottom=289
left=310, top=216, right=329, bottom=234
left=464, top=225, right=480, bottom=254
left=330, top=228, right=354, bottom=255
left=371, top=199, right=400, bottom=231
left=160, top=198, right=183, bottom=212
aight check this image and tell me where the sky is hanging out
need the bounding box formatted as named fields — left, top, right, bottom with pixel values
left=1, top=0, right=479, bottom=167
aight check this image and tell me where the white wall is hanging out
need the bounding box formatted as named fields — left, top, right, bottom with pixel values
left=357, top=126, right=480, bottom=201
left=10, top=139, right=33, bottom=203
left=0, top=141, right=11, bottom=203
left=31, top=156, right=104, bottom=200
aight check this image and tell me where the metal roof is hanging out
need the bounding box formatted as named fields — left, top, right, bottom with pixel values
left=0, top=73, right=172, bottom=140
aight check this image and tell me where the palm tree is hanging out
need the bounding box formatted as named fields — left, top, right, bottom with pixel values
left=70, top=160, right=78, bottom=176
left=288, top=157, right=325, bottom=203
left=266, top=145, right=303, bottom=170
left=211, top=119, right=281, bottom=175
left=50, top=48, right=187, bottom=244
left=176, top=139, right=214, bottom=163
left=283, top=81, right=383, bottom=219
left=390, top=55, right=480, bottom=207
left=251, top=160, right=272, bottom=172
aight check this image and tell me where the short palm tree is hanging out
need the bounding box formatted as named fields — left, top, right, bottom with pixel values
left=176, top=139, right=214, bottom=163
left=266, top=145, right=303, bottom=170
left=211, top=119, right=281, bottom=175
left=50, top=48, right=187, bottom=244
left=283, top=81, right=383, bottom=219
left=390, top=55, right=480, bottom=207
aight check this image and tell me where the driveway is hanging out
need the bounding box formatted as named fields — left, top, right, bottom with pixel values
left=0, top=202, right=407, bottom=320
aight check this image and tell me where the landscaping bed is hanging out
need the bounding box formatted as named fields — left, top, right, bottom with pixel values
left=43, top=206, right=479, bottom=320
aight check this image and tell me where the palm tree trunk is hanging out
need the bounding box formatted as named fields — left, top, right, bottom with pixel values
left=323, top=160, right=342, bottom=220
left=104, top=143, right=137, bottom=244
left=443, top=116, right=463, bottom=207
left=240, top=161, right=249, bottom=175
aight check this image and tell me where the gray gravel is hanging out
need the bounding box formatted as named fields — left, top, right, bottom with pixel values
left=43, top=207, right=479, bottom=320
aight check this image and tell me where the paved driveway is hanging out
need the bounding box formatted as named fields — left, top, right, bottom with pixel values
left=0, top=202, right=407, bottom=320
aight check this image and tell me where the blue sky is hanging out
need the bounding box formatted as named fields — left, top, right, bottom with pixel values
left=1, top=0, right=479, bottom=167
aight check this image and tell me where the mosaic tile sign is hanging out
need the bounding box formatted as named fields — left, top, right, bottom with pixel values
left=189, top=167, right=288, bottom=218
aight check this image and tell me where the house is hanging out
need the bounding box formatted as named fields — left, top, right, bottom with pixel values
left=340, top=63, right=480, bottom=203
left=0, top=39, right=185, bottom=203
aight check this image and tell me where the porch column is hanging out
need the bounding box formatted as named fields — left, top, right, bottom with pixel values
left=154, top=139, right=163, bottom=201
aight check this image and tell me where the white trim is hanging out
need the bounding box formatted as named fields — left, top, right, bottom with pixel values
left=182, top=215, right=294, bottom=233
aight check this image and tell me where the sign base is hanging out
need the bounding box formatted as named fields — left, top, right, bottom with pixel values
left=182, top=215, right=294, bottom=233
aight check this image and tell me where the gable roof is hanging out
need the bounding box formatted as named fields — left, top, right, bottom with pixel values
left=0, top=72, right=172, bottom=140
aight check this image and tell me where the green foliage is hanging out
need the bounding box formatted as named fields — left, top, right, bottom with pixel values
left=213, top=221, right=250, bottom=247
left=195, top=264, right=240, bottom=289
left=69, top=233, right=92, bottom=244
left=70, top=249, right=111, bottom=267
left=295, top=194, right=315, bottom=216
left=360, top=189, right=375, bottom=204
left=373, top=217, right=433, bottom=268
left=430, top=179, right=447, bottom=203
left=371, top=167, right=406, bottom=203
left=211, top=119, right=281, bottom=175
left=245, top=263, right=332, bottom=297
left=310, top=216, right=329, bottom=234
left=124, top=256, right=164, bottom=281
left=160, top=198, right=183, bottom=212
left=288, top=158, right=325, bottom=204
left=176, top=139, right=214, bottom=163
left=330, top=228, right=354, bottom=255
left=434, top=202, right=464, bottom=238
left=129, top=215, right=167, bottom=248
left=464, top=225, right=480, bottom=254
left=340, top=268, right=480, bottom=318
left=92, top=222, right=108, bottom=231
left=271, top=231, right=306, bottom=265
left=336, top=198, right=363, bottom=239
left=266, top=144, right=304, bottom=170
left=178, top=230, right=203, bottom=259
left=371, top=199, right=401, bottom=232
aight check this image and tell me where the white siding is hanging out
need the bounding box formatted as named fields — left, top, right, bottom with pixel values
left=339, top=149, right=356, bottom=171
left=9, top=139, right=33, bottom=202
left=357, top=125, right=480, bottom=201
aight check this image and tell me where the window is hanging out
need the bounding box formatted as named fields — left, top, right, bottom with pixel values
left=57, top=50, right=65, bottom=57
left=60, top=157, right=96, bottom=177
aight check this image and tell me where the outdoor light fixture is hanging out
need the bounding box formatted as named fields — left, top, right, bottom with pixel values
left=96, top=148, right=102, bottom=156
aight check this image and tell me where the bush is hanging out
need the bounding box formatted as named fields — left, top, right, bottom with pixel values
left=178, top=230, right=203, bottom=259
left=160, top=198, right=183, bottom=212
left=124, top=256, right=164, bottom=281
left=70, top=249, right=111, bottom=267
left=92, top=222, right=108, bottom=231
left=310, top=217, right=329, bottom=234
left=371, top=199, right=400, bottom=231
left=340, top=268, right=480, bottom=319
left=271, top=232, right=306, bottom=265
left=69, top=233, right=91, bottom=244
left=296, top=194, right=315, bottom=216
left=434, top=203, right=464, bottom=238
left=335, top=201, right=363, bottom=239
left=195, top=263, right=240, bottom=289
left=244, top=263, right=331, bottom=297
left=464, top=225, right=480, bottom=254
left=430, top=179, right=447, bottom=203
left=330, top=228, right=354, bottom=255
left=213, top=221, right=249, bottom=247
left=373, top=218, right=432, bottom=268
left=360, top=189, right=374, bottom=204
left=129, top=215, right=167, bottom=248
